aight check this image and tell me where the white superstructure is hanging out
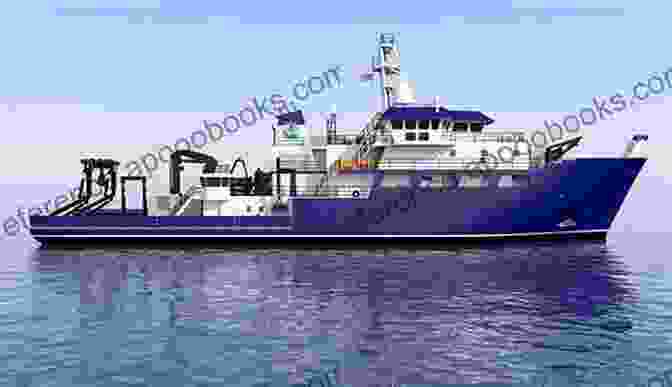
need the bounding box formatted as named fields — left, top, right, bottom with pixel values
left=268, top=33, right=537, bottom=196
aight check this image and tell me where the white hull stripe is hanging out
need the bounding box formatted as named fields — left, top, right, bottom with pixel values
left=31, top=226, right=292, bottom=230
left=32, top=229, right=608, bottom=238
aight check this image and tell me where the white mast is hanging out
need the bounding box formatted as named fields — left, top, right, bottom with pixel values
left=359, top=33, right=408, bottom=110
left=376, top=33, right=401, bottom=110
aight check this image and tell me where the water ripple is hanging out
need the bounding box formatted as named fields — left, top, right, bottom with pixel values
left=0, top=236, right=670, bottom=386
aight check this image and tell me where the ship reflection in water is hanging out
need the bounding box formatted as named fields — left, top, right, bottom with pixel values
left=24, top=241, right=644, bottom=387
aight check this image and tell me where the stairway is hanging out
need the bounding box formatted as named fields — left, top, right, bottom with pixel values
left=314, top=112, right=385, bottom=196
left=170, top=186, right=203, bottom=215
left=355, top=112, right=384, bottom=161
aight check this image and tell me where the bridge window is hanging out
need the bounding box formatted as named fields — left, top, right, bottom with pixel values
left=405, top=120, right=417, bottom=130
left=470, top=123, right=483, bottom=133
left=391, top=120, right=403, bottom=130
left=419, top=132, right=429, bottom=141
left=419, top=120, right=429, bottom=130
left=405, top=132, right=416, bottom=141
left=453, top=122, right=468, bottom=132
left=431, top=119, right=441, bottom=130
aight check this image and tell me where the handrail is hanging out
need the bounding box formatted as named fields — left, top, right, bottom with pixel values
left=314, top=174, right=329, bottom=195
left=328, top=156, right=532, bottom=172
left=355, top=112, right=383, bottom=160
left=274, top=138, right=304, bottom=145
left=327, top=134, right=362, bottom=145
left=324, top=130, right=531, bottom=145
left=276, top=184, right=371, bottom=198
left=278, top=159, right=325, bottom=171
left=375, top=158, right=531, bottom=171
left=170, top=185, right=203, bottom=215
left=314, top=156, right=341, bottom=195
left=375, top=161, right=532, bottom=167
left=439, top=132, right=528, bottom=143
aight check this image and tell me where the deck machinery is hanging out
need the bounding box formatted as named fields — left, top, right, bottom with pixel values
left=29, top=33, right=648, bottom=245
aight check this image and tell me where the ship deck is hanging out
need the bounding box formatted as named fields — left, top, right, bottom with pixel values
left=29, top=158, right=646, bottom=248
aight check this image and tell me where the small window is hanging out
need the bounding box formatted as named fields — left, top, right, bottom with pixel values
left=405, top=132, right=416, bottom=141
left=419, top=120, right=429, bottom=130
left=442, top=121, right=451, bottom=130
left=453, top=122, right=468, bottom=132
left=419, top=132, right=429, bottom=141
left=405, top=120, right=417, bottom=130
left=431, top=119, right=440, bottom=130
left=470, top=123, right=483, bottom=133
left=391, top=120, right=403, bottom=130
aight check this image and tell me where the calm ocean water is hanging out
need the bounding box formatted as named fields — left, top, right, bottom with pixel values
left=1, top=232, right=671, bottom=387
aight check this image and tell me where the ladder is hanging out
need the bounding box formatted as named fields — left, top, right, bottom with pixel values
left=170, top=185, right=203, bottom=215
left=355, top=111, right=384, bottom=161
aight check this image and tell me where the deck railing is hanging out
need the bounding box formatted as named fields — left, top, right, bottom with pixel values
left=275, top=184, right=371, bottom=198
left=329, top=157, right=531, bottom=172
left=439, top=132, right=527, bottom=143
left=327, top=134, right=364, bottom=145
left=375, top=158, right=531, bottom=172
left=170, top=185, right=203, bottom=215
left=277, top=159, right=325, bottom=171
left=274, top=137, right=304, bottom=146
left=281, top=131, right=531, bottom=147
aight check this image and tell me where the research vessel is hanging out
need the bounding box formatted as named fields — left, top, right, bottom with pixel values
left=29, top=33, right=648, bottom=246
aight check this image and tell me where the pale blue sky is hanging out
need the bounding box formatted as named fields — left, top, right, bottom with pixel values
left=1, top=0, right=671, bottom=239
left=1, top=0, right=665, bottom=113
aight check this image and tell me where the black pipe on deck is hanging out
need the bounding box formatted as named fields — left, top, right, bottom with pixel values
left=80, top=171, right=118, bottom=215
left=170, top=150, right=218, bottom=195
left=50, top=159, right=95, bottom=216
left=71, top=159, right=119, bottom=215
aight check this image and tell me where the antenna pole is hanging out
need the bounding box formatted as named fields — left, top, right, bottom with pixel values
left=376, top=33, right=401, bottom=111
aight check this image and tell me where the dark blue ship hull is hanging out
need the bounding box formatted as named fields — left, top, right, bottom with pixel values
left=29, top=158, right=645, bottom=247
